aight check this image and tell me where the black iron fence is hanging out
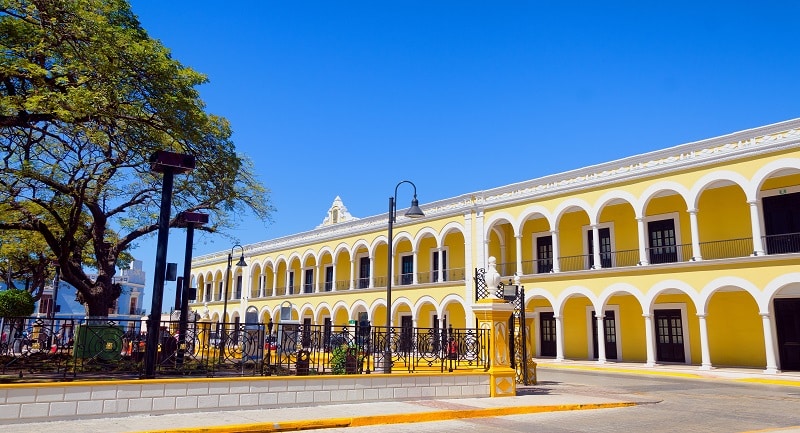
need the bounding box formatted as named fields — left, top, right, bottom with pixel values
left=0, top=316, right=488, bottom=381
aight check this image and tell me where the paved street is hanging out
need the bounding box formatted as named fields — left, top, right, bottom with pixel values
left=317, top=368, right=800, bottom=433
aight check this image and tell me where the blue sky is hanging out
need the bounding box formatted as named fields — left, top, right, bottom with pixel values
left=128, top=1, right=800, bottom=311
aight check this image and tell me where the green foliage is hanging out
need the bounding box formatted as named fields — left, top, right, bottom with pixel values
left=0, top=289, right=35, bottom=318
left=0, top=0, right=274, bottom=316
left=330, top=344, right=363, bottom=375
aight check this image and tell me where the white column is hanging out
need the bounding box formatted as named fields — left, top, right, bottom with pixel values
left=331, top=263, right=337, bottom=292
left=475, top=210, right=485, bottom=269
left=689, top=209, right=702, bottom=261
left=596, top=312, right=607, bottom=364
left=749, top=200, right=766, bottom=256
left=551, top=230, right=561, bottom=273
left=369, top=255, right=375, bottom=288
left=436, top=247, right=444, bottom=282
left=644, top=313, right=656, bottom=366
left=637, top=217, right=649, bottom=266
left=697, top=314, right=712, bottom=370
left=515, top=234, right=523, bottom=278
left=271, top=271, right=277, bottom=297
left=349, top=259, right=355, bottom=290
left=412, top=250, right=419, bottom=284
left=591, top=225, right=601, bottom=269
left=285, top=269, right=291, bottom=295
left=555, top=314, right=565, bottom=361
left=761, top=313, right=780, bottom=374
left=259, top=275, right=265, bottom=298
left=314, top=265, right=321, bottom=293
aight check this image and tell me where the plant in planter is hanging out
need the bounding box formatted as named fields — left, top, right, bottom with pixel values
left=330, top=344, right=362, bottom=374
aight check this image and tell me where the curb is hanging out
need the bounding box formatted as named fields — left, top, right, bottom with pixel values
left=134, top=402, right=637, bottom=433
left=536, top=363, right=800, bottom=387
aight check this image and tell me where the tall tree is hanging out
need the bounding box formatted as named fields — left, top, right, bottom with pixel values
left=0, top=0, right=273, bottom=316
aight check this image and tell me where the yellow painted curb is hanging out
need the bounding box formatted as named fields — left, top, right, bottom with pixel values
left=735, top=378, right=800, bottom=387
left=537, top=363, right=704, bottom=379
left=131, top=402, right=636, bottom=433
left=537, top=363, right=800, bottom=386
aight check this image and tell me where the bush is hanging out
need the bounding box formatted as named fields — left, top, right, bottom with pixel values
left=0, top=289, right=35, bottom=318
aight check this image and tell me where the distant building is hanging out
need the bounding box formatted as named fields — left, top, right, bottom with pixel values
left=36, top=259, right=147, bottom=320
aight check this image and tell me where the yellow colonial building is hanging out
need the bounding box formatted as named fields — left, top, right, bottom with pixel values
left=191, top=118, right=800, bottom=373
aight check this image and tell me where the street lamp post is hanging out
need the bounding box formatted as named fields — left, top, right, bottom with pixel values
left=385, top=180, right=424, bottom=373
left=220, top=244, right=247, bottom=362
left=144, top=150, right=195, bottom=379
left=176, top=211, right=208, bottom=367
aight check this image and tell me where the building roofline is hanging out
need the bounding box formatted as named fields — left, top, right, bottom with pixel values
left=193, top=118, right=800, bottom=266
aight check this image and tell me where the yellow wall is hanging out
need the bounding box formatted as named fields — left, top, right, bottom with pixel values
left=706, top=291, right=766, bottom=367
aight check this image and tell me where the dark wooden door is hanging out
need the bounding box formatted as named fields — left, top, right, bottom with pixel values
left=592, top=310, right=618, bottom=360
left=540, top=312, right=557, bottom=357
left=537, top=236, right=554, bottom=274
left=654, top=309, right=685, bottom=362
left=775, top=298, right=800, bottom=371
left=648, top=219, right=678, bottom=264
left=400, top=316, right=413, bottom=353
left=763, top=193, right=800, bottom=254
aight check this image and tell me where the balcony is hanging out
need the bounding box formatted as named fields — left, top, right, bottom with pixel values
left=499, top=234, right=798, bottom=278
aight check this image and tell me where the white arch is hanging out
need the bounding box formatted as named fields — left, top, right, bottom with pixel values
left=439, top=294, right=469, bottom=324
left=762, top=273, right=800, bottom=314
left=391, top=297, right=415, bottom=319
left=298, top=303, right=315, bottom=320
left=392, top=231, right=414, bottom=250
left=694, top=276, right=761, bottom=316
left=592, top=191, right=639, bottom=223
left=597, top=283, right=647, bottom=311
left=300, top=249, right=316, bottom=266
left=330, top=300, right=352, bottom=323
left=349, top=300, right=370, bottom=321
left=313, top=302, right=334, bottom=321
left=438, top=221, right=466, bottom=246
left=515, top=205, right=554, bottom=235
left=555, top=285, right=599, bottom=314
left=413, top=295, right=441, bottom=317
left=316, top=246, right=334, bottom=263
left=643, top=279, right=699, bottom=312
left=368, top=236, right=387, bottom=257
left=688, top=170, right=750, bottom=210
left=638, top=181, right=691, bottom=217
left=413, top=227, right=439, bottom=249
left=484, top=211, right=518, bottom=236
left=747, top=157, right=800, bottom=201
left=332, top=242, right=351, bottom=261
left=553, top=198, right=592, bottom=227
left=523, top=287, right=557, bottom=309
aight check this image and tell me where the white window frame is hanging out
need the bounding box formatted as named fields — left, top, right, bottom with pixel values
left=430, top=247, right=450, bottom=282
left=355, top=252, right=370, bottom=288
left=581, top=222, right=616, bottom=267
left=643, top=211, right=684, bottom=262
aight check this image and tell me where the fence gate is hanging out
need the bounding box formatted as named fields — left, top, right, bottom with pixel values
left=474, top=268, right=534, bottom=385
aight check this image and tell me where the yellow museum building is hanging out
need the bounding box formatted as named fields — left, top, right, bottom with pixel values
left=190, top=118, right=800, bottom=373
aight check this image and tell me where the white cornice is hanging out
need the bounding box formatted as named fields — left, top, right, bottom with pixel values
left=193, top=118, right=800, bottom=267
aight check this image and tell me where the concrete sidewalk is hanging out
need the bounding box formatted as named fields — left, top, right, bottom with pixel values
left=5, top=362, right=800, bottom=433
left=2, top=392, right=639, bottom=433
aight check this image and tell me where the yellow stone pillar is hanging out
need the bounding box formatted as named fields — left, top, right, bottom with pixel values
left=473, top=298, right=516, bottom=397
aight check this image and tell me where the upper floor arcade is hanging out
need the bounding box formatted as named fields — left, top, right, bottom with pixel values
left=190, top=119, right=800, bottom=316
